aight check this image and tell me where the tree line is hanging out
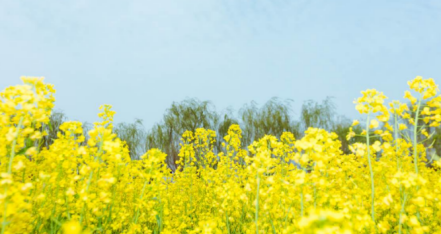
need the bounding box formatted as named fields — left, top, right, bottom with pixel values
left=43, top=97, right=441, bottom=171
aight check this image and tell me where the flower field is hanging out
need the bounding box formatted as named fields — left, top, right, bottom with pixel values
left=1, top=76, right=441, bottom=234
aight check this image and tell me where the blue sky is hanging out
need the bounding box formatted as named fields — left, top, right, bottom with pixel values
left=1, top=0, right=440, bottom=127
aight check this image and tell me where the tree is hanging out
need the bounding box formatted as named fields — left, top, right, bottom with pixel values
left=239, top=98, right=300, bottom=146
left=300, top=97, right=335, bottom=131
left=41, top=109, right=67, bottom=149
left=145, top=98, right=218, bottom=171
left=114, top=119, right=146, bottom=160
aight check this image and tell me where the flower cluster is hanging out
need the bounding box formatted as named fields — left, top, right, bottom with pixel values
left=0, top=76, right=441, bottom=234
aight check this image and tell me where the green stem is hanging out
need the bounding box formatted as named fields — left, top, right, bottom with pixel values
left=133, top=179, right=148, bottom=224
left=413, top=98, right=422, bottom=176
left=1, top=117, right=24, bottom=234
left=134, top=167, right=153, bottom=224
left=7, top=118, right=24, bottom=174
left=366, top=114, right=376, bottom=224
left=398, top=192, right=408, bottom=234
left=255, top=171, right=260, bottom=234
left=300, top=184, right=304, bottom=217
left=79, top=170, right=94, bottom=225
left=394, top=114, right=400, bottom=170
left=226, top=212, right=231, bottom=234
left=313, top=183, right=317, bottom=209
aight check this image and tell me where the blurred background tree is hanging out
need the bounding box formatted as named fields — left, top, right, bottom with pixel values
left=145, top=98, right=218, bottom=170
left=239, top=98, right=300, bottom=147
left=41, top=97, right=441, bottom=170
left=114, top=119, right=146, bottom=160
left=41, top=109, right=67, bottom=149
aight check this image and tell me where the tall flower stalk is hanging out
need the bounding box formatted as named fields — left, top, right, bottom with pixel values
left=354, top=88, right=389, bottom=224
left=365, top=113, right=375, bottom=223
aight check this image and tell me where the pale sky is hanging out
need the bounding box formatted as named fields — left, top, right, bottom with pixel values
left=1, top=0, right=440, bottom=128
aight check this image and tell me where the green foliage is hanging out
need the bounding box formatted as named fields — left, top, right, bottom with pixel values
left=239, top=98, right=300, bottom=146
left=330, top=115, right=352, bottom=154
left=300, top=97, right=335, bottom=131
left=41, top=109, right=67, bottom=149
left=216, top=109, right=239, bottom=152
left=430, top=127, right=441, bottom=162
left=401, top=101, right=441, bottom=165
left=50, top=97, right=413, bottom=169
left=145, top=98, right=218, bottom=170
left=114, top=119, right=146, bottom=159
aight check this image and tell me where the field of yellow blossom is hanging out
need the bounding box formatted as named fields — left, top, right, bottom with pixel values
left=1, top=76, right=441, bottom=234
